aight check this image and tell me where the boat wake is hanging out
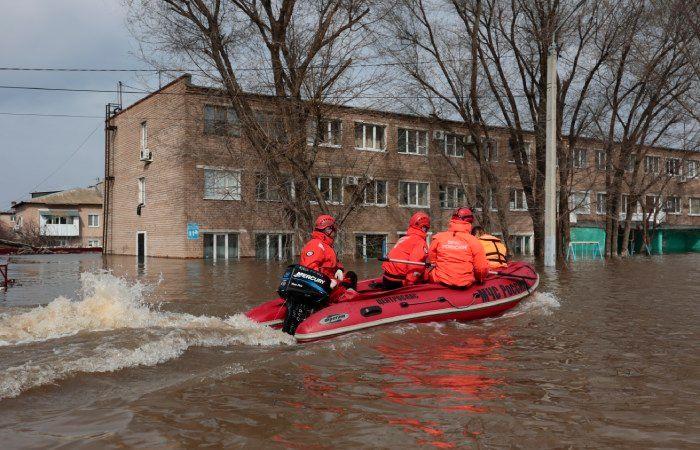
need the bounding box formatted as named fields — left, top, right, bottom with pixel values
left=0, top=272, right=293, bottom=399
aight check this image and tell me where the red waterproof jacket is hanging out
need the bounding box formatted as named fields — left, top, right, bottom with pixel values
left=299, top=231, right=343, bottom=280
left=427, top=220, right=489, bottom=287
left=382, top=226, right=429, bottom=285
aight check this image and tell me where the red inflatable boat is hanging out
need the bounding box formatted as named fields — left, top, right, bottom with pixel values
left=246, top=261, right=539, bottom=342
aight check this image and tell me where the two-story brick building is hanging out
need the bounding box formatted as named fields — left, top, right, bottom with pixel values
left=103, top=75, right=700, bottom=260
left=9, top=185, right=104, bottom=248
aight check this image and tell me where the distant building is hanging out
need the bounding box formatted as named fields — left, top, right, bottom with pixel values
left=103, top=75, right=700, bottom=260
left=9, top=185, right=103, bottom=248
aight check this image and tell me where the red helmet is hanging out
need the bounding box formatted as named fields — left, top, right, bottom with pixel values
left=452, top=207, right=474, bottom=223
left=314, top=214, right=336, bottom=231
left=409, top=212, right=431, bottom=230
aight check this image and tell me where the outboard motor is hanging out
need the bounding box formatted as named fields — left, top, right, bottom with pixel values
left=278, top=265, right=332, bottom=335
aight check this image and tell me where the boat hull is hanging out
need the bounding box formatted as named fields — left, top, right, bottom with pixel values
left=246, top=261, right=539, bottom=342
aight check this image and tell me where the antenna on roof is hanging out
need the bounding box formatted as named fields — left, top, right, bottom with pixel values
left=117, top=81, right=123, bottom=108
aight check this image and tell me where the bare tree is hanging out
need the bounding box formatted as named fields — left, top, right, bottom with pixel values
left=591, top=0, right=697, bottom=257
left=126, top=0, right=377, bottom=246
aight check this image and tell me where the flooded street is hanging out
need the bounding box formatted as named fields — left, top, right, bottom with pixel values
left=0, top=253, right=698, bottom=448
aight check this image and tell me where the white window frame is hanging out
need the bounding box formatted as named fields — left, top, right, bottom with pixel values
left=202, top=167, right=242, bottom=201
left=308, top=118, right=342, bottom=147
left=255, top=232, right=294, bottom=260
left=354, top=122, right=386, bottom=152
left=595, top=150, right=606, bottom=170
left=596, top=192, right=607, bottom=215
left=363, top=180, right=388, bottom=206
left=645, top=194, right=660, bottom=212
left=140, top=121, right=148, bottom=150
left=439, top=184, right=466, bottom=209
left=443, top=133, right=465, bottom=158
left=509, top=234, right=533, bottom=255
left=313, top=176, right=344, bottom=205
left=572, top=148, right=588, bottom=168
left=644, top=155, right=661, bottom=174
left=354, top=233, right=388, bottom=259
left=569, top=191, right=591, bottom=215
left=689, top=197, right=700, bottom=216
left=398, top=180, right=430, bottom=208
left=509, top=188, right=528, bottom=211
left=397, top=128, right=428, bottom=155
left=138, top=177, right=146, bottom=205
left=483, top=139, right=498, bottom=162
left=204, top=232, right=240, bottom=261
left=685, top=160, right=698, bottom=179
left=666, top=158, right=682, bottom=177
left=88, top=239, right=100, bottom=248
left=664, top=196, right=681, bottom=215
left=88, top=214, right=100, bottom=227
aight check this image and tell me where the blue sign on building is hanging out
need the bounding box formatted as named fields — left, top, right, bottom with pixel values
left=187, top=223, right=199, bottom=240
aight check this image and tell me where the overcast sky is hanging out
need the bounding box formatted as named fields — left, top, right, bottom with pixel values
left=0, top=0, right=161, bottom=209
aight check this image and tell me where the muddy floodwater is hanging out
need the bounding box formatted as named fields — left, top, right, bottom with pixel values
left=0, top=253, right=698, bottom=448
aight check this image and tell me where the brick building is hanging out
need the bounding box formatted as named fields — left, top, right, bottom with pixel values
left=103, top=75, right=700, bottom=260
left=8, top=185, right=103, bottom=248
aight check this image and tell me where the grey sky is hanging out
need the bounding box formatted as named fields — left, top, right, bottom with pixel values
left=0, top=0, right=160, bottom=209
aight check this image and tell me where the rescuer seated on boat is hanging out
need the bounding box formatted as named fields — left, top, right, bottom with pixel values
left=299, top=214, right=358, bottom=303
left=426, top=207, right=489, bottom=289
left=381, top=212, right=431, bottom=289
left=471, top=226, right=509, bottom=269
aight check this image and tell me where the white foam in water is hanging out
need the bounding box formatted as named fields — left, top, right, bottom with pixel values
left=501, top=291, right=561, bottom=318
left=0, top=272, right=294, bottom=399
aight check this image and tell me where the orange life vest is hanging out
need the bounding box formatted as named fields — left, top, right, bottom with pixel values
left=478, top=234, right=508, bottom=269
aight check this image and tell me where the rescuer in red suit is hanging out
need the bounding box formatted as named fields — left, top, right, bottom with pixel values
left=381, top=212, right=431, bottom=289
left=299, top=214, right=358, bottom=303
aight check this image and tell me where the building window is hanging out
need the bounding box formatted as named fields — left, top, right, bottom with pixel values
left=255, top=233, right=293, bottom=260
left=664, top=196, right=681, bottom=214
left=442, top=133, right=465, bottom=157
left=354, top=122, right=385, bottom=151
left=595, top=150, right=606, bottom=170
left=399, top=181, right=430, bottom=208
left=204, top=105, right=241, bottom=136
left=140, top=121, right=148, bottom=150
left=88, top=239, right=101, bottom=248
left=255, top=173, right=293, bottom=202
left=596, top=192, right=607, bottom=215
left=569, top=191, right=591, bottom=215
left=625, top=154, right=636, bottom=172
left=508, top=141, right=531, bottom=164
left=308, top=119, right=342, bottom=147
left=572, top=148, right=588, bottom=168
left=398, top=128, right=428, bottom=155
left=644, top=155, right=660, bottom=174
left=487, top=188, right=498, bottom=211
left=621, top=194, right=632, bottom=215
left=439, top=185, right=465, bottom=209
left=666, top=158, right=681, bottom=177
left=312, top=176, right=343, bottom=204
left=204, top=169, right=241, bottom=201
left=364, top=180, right=387, bottom=206
left=686, top=160, right=698, bottom=179
left=203, top=233, right=239, bottom=260
left=138, top=177, right=146, bottom=205
left=355, top=234, right=387, bottom=259
left=509, top=235, right=532, bottom=255
left=645, top=195, right=659, bottom=212
left=689, top=197, right=700, bottom=216
left=509, top=188, right=527, bottom=211
left=483, top=139, right=498, bottom=162
left=88, top=214, right=99, bottom=227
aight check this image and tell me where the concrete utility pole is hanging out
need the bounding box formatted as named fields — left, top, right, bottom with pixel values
left=544, top=42, right=557, bottom=267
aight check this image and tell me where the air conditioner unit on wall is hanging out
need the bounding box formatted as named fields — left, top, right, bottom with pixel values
left=344, top=176, right=359, bottom=186
left=140, top=149, right=153, bottom=162
left=433, top=130, right=445, bottom=140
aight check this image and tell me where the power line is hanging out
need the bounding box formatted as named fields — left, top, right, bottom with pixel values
left=28, top=123, right=102, bottom=195
left=0, top=84, right=531, bottom=99
left=0, top=112, right=102, bottom=119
